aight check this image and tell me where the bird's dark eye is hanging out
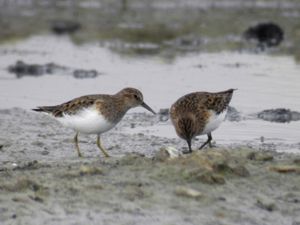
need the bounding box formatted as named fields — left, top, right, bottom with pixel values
left=134, top=94, right=139, bottom=100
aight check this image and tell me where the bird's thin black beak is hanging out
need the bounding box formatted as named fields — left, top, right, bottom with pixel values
left=141, top=102, right=156, bottom=115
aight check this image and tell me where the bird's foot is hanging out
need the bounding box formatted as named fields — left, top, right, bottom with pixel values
left=182, top=149, right=193, bottom=154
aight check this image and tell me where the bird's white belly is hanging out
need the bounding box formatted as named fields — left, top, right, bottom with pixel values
left=201, top=110, right=227, bottom=135
left=56, top=108, right=115, bottom=134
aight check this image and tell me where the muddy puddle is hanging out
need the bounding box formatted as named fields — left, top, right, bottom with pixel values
left=1, top=1, right=300, bottom=224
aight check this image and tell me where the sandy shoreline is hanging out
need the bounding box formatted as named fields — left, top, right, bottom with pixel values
left=1, top=108, right=300, bottom=225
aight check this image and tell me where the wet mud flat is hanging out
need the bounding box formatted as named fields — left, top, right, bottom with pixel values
left=1, top=108, right=300, bottom=225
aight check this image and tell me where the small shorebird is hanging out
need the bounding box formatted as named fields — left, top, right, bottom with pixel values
left=170, top=89, right=236, bottom=153
left=33, top=87, right=156, bottom=157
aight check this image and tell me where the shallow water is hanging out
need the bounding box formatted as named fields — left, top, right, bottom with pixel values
left=0, top=35, right=299, bottom=152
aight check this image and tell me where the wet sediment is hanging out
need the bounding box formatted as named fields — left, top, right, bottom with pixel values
left=0, top=108, right=299, bottom=225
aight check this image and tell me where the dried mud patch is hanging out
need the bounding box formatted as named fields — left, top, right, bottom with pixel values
left=0, top=148, right=300, bottom=224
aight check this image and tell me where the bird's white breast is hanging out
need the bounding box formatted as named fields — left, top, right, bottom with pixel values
left=201, top=109, right=227, bottom=135
left=56, top=107, right=115, bottom=134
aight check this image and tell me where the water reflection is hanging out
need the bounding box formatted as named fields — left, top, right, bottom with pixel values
left=0, top=0, right=300, bottom=61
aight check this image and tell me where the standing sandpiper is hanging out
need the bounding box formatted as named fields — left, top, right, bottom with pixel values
left=33, top=87, right=156, bottom=157
left=170, top=89, right=236, bottom=153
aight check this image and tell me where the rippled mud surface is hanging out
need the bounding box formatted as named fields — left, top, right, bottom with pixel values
left=0, top=108, right=300, bottom=225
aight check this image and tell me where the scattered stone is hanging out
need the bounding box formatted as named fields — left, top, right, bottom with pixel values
left=41, top=150, right=49, bottom=156
left=0, top=207, right=8, bottom=214
left=257, top=108, right=300, bottom=123
left=154, top=148, right=169, bottom=162
left=121, top=43, right=161, bottom=55
left=269, top=165, right=300, bottom=173
left=196, top=171, right=226, bottom=185
left=294, top=158, right=300, bottom=164
left=8, top=61, right=101, bottom=79
left=31, top=141, right=44, bottom=147
left=283, top=193, right=300, bottom=204
left=44, top=63, right=69, bottom=74
left=8, top=61, right=68, bottom=78
left=1, top=178, right=43, bottom=192
left=226, top=106, right=242, bottom=122
left=155, top=146, right=182, bottom=161
left=244, top=22, right=284, bottom=49
left=12, top=197, right=30, bottom=203
left=217, top=196, right=226, bottom=201
left=123, top=185, right=146, bottom=201
left=50, top=20, right=81, bottom=35
left=231, top=165, right=250, bottom=177
left=165, top=35, right=202, bottom=51
left=175, top=186, right=203, bottom=199
left=86, top=184, right=103, bottom=190
left=79, top=165, right=103, bottom=176
left=118, top=153, right=149, bottom=166
left=8, top=61, right=45, bottom=77
left=29, top=195, right=44, bottom=203
left=158, top=108, right=169, bottom=122
left=13, top=160, right=39, bottom=170
left=0, top=140, right=12, bottom=149
left=256, top=196, right=277, bottom=211
left=247, top=152, right=274, bottom=161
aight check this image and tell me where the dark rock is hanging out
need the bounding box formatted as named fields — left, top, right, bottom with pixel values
left=1, top=178, right=43, bottom=192
left=244, top=22, right=284, bottom=49
left=8, top=61, right=68, bottom=78
left=13, top=160, right=39, bottom=171
left=41, top=150, right=49, bottom=156
left=29, top=195, right=44, bottom=203
left=257, top=108, right=300, bottom=123
left=73, top=69, right=99, bottom=79
left=8, top=61, right=101, bottom=79
left=226, top=106, right=242, bottom=122
left=44, top=63, right=69, bottom=74
left=247, top=152, right=274, bottom=161
left=50, top=20, right=81, bottom=35
left=294, top=158, right=300, bottom=164
left=196, top=172, right=225, bottom=185
left=165, top=36, right=202, bottom=51
left=231, top=165, right=250, bottom=177
left=8, top=61, right=45, bottom=78
left=256, top=196, right=277, bottom=211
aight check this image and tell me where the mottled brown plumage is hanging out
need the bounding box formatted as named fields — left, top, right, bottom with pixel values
left=170, top=89, right=236, bottom=153
left=33, top=87, right=156, bottom=157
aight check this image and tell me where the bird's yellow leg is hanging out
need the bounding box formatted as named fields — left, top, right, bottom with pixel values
left=74, top=132, right=83, bottom=157
left=96, top=135, right=110, bottom=157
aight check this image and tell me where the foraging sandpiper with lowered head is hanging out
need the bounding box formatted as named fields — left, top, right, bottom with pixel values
left=170, top=89, right=236, bottom=153
left=33, top=87, right=156, bottom=157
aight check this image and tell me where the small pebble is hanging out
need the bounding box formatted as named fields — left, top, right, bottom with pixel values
left=175, top=186, right=203, bottom=199
left=41, top=150, right=49, bottom=155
